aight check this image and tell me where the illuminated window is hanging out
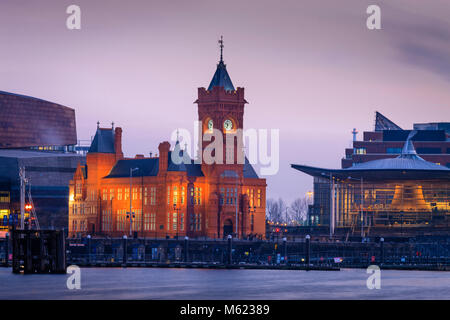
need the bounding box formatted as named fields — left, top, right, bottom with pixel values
left=109, top=188, right=114, bottom=200
left=180, top=213, right=184, bottom=231
left=150, top=213, right=156, bottom=231
left=257, top=189, right=261, bottom=207
left=124, top=188, right=129, bottom=201
left=102, top=189, right=107, bottom=201
left=181, top=187, right=185, bottom=204
left=150, top=187, right=156, bottom=205
left=144, top=187, right=148, bottom=205
left=117, top=188, right=123, bottom=201
left=167, top=186, right=171, bottom=205
left=173, top=186, right=178, bottom=204
left=173, top=212, right=178, bottom=231
left=132, top=188, right=138, bottom=200
left=354, top=148, right=366, bottom=155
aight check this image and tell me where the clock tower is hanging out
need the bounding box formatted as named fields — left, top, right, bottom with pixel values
left=195, top=36, right=247, bottom=177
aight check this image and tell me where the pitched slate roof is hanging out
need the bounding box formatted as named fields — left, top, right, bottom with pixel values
left=208, top=61, right=235, bottom=91
left=103, top=152, right=260, bottom=179
left=88, top=128, right=115, bottom=154
left=105, top=158, right=159, bottom=178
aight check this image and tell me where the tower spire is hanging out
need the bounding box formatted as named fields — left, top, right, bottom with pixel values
left=218, top=35, right=224, bottom=63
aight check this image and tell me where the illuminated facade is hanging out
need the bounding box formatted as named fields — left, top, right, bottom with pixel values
left=68, top=47, right=267, bottom=239
left=293, top=132, right=450, bottom=236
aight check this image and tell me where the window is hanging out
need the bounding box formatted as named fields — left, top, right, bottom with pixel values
left=102, top=209, right=112, bottom=232
left=220, top=188, right=225, bottom=205
left=167, top=186, right=171, bottom=205
left=173, top=212, right=178, bottom=231
left=124, top=188, right=129, bottom=201
left=181, top=187, right=185, bottom=204
left=167, top=212, right=171, bottom=230
left=173, top=186, right=178, bottom=204
left=76, top=183, right=82, bottom=196
left=117, top=188, right=123, bottom=201
left=102, top=189, right=107, bottom=201
left=354, top=148, right=366, bottom=155
left=150, top=187, right=156, bottom=205
left=193, top=187, right=202, bottom=205
left=132, top=188, right=138, bottom=200
left=109, top=188, right=114, bottom=200
left=247, top=188, right=254, bottom=207
left=144, top=187, right=148, bottom=205
left=132, top=209, right=141, bottom=232
left=117, top=209, right=126, bottom=231
left=144, top=213, right=150, bottom=231
left=0, top=192, right=10, bottom=203
left=257, top=189, right=261, bottom=207
left=150, top=213, right=156, bottom=231
left=180, top=213, right=184, bottom=231
left=386, top=147, right=402, bottom=154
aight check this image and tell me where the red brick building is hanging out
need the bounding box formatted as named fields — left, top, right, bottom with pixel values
left=342, top=112, right=450, bottom=169
left=68, top=50, right=266, bottom=239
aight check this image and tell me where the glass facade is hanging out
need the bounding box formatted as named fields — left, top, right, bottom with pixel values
left=310, top=179, right=450, bottom=228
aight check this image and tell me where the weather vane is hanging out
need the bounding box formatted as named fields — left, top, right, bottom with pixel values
left=218, top=35, right=224, bottom=62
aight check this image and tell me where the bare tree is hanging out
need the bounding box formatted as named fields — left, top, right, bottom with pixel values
left=266, top=198, right=288, bottom=223
left=289, top=197, right=308, bottom=225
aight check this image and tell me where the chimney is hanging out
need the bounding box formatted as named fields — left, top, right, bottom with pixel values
left=114, top=127, right=124, bottom=159
left=158, top=141, right=170, bottom=174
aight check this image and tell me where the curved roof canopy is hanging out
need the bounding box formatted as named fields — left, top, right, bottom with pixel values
left=292, top=130, right=450, bottom=181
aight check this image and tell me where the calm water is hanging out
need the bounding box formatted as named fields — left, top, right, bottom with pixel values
left=0, top=267, right=448, bottom=300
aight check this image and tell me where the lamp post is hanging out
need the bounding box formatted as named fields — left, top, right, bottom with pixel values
left=128, top=167, right=139, bottom=237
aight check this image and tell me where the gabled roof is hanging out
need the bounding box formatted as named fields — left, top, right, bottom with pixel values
left=88, top=128, right=115, bottom=154
left=208, top=60, right=235, bottom=91
left=243, top=158, right=259, bottom=179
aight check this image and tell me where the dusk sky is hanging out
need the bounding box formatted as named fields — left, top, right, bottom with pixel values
left=1, top=0, right=449, bottom=203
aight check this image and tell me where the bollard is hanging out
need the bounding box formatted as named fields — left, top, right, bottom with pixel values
left=122, top=235, right=128, bottom=265
left=87, top=235, right=91, bottom=264
left=305, top=235, right=311, bottom=269
left=227, top=235, right=232, bottom=265
left=282, top=237, right=287, bottom=264
left=184, top=236, right=189, bottom=262
left=380, top=237, right=384, bottom=265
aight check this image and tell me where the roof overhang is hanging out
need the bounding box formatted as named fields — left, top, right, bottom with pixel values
left=291, top=164, right=450, bottom=182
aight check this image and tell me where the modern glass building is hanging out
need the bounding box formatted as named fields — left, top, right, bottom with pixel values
left=292, top=132, right=450, bottom=236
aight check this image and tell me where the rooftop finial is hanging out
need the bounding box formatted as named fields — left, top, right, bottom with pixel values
left=97, top=121, right=100, bottom=129
left=218, top=35, right=224, bottom=62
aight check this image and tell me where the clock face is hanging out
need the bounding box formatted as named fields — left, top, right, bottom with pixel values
left=224, top=119, right=233, bottom=131
left=207, top=119, right=213, bottom=131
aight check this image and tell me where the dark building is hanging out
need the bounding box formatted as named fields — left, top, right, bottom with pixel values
left=292, top=132, right=450, bottom=238
left=0, top=91, right=84, bottom=235
left=342, top=112, right=450, bottom=169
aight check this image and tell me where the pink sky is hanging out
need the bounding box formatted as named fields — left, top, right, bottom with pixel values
left=1, top=0, right=449, bottom=203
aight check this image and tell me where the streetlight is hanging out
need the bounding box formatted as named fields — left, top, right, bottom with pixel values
left=348, top=176, right=364, bottom=238
left=128, top=167, right=139, bottom=237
